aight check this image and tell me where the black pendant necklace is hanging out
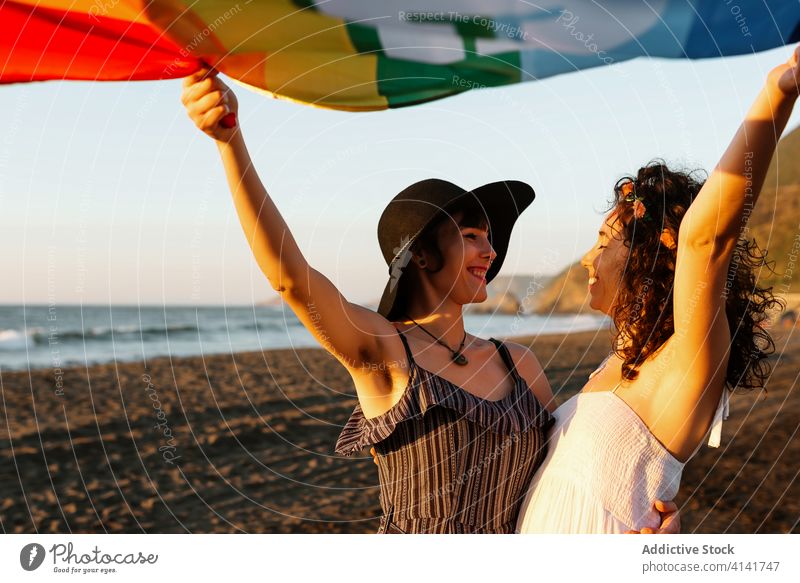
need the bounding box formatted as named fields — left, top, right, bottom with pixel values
left=406, top=316, right=469, bottom=366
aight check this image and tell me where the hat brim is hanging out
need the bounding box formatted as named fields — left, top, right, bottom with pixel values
left=377, top=180, right=535, bottom=319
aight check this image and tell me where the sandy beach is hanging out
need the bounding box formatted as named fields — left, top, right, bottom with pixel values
left=1, top=329, right=797, bottom=534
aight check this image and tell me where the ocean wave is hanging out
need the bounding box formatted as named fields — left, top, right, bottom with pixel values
left=240, top=320, right=299, bottom=332
left=0, top=323, right=201, bottom=349
left=0, top=328, right=39, bottom=350
left=83, top=323, right=200, bottom=339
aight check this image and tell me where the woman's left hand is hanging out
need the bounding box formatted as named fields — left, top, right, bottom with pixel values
left=626, top=500, right=681, bottom=534
left=768, top=44, right=800, bottom=97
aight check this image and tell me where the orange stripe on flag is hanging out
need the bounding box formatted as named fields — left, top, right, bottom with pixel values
left=0, top=0, right=198, bottom=83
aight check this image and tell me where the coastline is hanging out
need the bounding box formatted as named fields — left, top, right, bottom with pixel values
left=0, top=329, right=796, bottom=533
left=0, top=305, right=609, bottom=372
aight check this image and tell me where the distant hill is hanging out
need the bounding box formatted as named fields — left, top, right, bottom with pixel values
left=470, top=269, right=592, bottom=316
left=762, top=124, right=800, bottom=190
left=748, top=184, right=800, bottom=289
left=468, top=274, right=553, bottom=315
left=747, top=124, right=800, bottom=290
left=529, top=261, right=592, bottom=314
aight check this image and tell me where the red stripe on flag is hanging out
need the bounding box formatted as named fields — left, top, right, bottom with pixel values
left=0, top=1, right=202, bottom=83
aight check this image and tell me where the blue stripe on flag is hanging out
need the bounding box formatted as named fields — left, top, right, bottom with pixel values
left=684, top=2, right=800, bottom=57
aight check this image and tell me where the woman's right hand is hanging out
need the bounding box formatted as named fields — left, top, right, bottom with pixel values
left=180, top=67, right=239, bottom=142
left=768, top=44, right=800, bottom=98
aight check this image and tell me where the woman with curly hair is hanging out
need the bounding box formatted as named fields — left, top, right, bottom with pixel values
left=516, top=45, right=799, bottom=534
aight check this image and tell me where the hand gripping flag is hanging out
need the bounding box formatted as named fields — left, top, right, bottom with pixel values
left=3, top=1, right=799, bottom=111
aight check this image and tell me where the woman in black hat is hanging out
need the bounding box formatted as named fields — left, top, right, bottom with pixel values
left=180, top=68, right=679, bottom=534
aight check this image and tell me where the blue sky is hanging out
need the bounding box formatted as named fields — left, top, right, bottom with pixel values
left=1, top=44, right=798, bottom=306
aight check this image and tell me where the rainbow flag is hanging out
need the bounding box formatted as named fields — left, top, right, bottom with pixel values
left=3, top=1, right=799, bottom=111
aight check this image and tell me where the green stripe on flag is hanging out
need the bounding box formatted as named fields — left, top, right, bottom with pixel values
left=346, top=22, right=384, bottom=56
left=376, top=52, right=522, bottom=108
left=454, top=17, right=498, bottom=39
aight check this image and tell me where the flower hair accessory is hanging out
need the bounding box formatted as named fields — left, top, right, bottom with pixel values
left=660, top=229, right=677, bottom=250
left=620, top=181, right=651, bottom=222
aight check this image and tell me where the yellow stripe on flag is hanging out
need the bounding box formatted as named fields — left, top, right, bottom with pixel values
left=189, top=0, right=386, bottom=110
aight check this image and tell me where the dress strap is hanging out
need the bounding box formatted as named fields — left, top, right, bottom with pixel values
left=706, top=389, right=731, bottom=448
left=489, top=338, right=522, bottom=383
left=394, top=328, right=417, bottom=369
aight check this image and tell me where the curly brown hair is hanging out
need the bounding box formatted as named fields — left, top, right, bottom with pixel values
left=607, top=160, right=782, bottom=391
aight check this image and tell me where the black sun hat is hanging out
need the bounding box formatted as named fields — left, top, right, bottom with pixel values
left=376, top=178, right=535, bottom=319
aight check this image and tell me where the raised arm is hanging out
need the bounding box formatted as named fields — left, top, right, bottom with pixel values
left=665, top=47, right=799, bottom=440
left=677, top=46, right=799, bottom=257
left=180, top=69, right=396, bottom=388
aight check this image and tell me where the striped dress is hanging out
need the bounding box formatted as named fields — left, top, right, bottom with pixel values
left=335, top=330, right=554, bottom=534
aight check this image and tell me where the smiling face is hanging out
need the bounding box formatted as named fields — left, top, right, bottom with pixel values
left=414, top=207, right=497, bottom=307
left=580, top=212, right=630, bottom=315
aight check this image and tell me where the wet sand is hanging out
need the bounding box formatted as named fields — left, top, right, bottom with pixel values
left=1, top=329, right=797, bottom=533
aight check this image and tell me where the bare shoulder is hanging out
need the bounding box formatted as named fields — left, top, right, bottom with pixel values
left=503, top=341, right=557, bottom=412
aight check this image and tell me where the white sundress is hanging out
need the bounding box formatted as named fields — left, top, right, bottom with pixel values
left=515, top=355, right=730, bottom=534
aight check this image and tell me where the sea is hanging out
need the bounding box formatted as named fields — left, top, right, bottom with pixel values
left=0, top=304, right=609, bottom=372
